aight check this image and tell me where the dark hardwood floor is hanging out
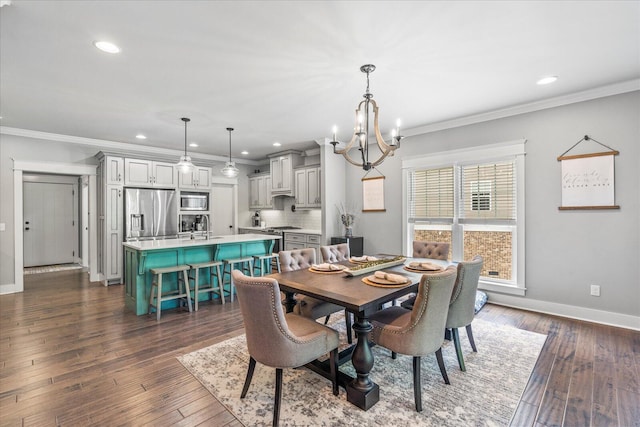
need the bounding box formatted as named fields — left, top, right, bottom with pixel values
left=1, top=270, right=638, bottom=426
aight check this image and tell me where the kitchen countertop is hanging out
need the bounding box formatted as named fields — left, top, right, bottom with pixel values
left=238, top=227, right=322, bottom=235
left=122, top=233, right=281, bottom=251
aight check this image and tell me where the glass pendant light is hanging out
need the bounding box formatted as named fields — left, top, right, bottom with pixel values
left=177, top=117, right=195, bottom=173
left=221, top=127, right=239, bottom=178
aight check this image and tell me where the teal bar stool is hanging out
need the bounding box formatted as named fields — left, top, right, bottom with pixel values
left=187, top=261, right=225, bottom=310
left=147, top=265, right=192, bottom=320
left=252, top=253, right=281, bottom=276
left=221, top=256, right=254, bottom=302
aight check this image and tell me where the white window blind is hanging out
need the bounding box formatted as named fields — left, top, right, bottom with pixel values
left=460, top=161, right=516, bottom=222
left=408, top=166, right=454, bottom=221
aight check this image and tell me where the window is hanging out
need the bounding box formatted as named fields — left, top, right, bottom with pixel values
left=403, top=140, right=526, bottom=295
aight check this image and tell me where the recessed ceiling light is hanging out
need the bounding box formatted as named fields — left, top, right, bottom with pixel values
left=241, top=150, right=249, bottom=155
left=94, top=41, right=120, bottom=54
left=189, top=142, right=198, bottom=147
left=273, top=142, right=281, bottom=147
left=135, top=134, right=146, bottom=140
left=536, top=76, right=558, bottom=85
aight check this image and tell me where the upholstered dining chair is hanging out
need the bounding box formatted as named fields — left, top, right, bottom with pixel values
left=279, top=248, right=353, bottom=344
left=369, top=266, right=458, bottom=412
left=446, top=255, right=483, bottom=372
left=232, top=270, right=339, bottom=427
left=320, top=243, right=350, bottom=263
left=412, top=240, right=450, bottom=260
left=399, top=240, right=451, bottom=309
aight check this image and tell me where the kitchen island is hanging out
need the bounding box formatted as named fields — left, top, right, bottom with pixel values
left=122, top=234, right=281, bottom=315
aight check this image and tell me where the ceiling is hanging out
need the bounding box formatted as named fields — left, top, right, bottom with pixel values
left=1, top=1, right=638, bottom=162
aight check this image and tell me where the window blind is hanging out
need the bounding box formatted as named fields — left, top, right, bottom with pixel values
left=459, top=161, right=515, bottom=221
left=408, top=166, right=454, bottom=221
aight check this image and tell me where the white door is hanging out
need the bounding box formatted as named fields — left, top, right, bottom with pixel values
left=211, top=184, right=235, bottom=235
left=24, top=182, right=77, bottom=267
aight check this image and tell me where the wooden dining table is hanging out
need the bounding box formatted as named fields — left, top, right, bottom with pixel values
left=268, top=258, right=449, bottom=410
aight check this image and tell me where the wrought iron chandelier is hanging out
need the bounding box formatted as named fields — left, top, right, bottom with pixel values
left=330, top=64, right=403, bottom=171
left=220, top=127, right=239, bottom=178
left=176, top=117, right=195, bottom=173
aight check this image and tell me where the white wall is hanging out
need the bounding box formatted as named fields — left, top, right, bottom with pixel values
left=346, top=91, right=639, bottom=327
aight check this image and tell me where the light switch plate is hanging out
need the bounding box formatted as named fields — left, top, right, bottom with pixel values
left=0, top=223, right=5, bottom=231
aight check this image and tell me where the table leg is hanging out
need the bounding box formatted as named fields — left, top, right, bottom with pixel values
left=346, top=314, right=379, bottom=410
left=283, top=291, right=296, bottom=313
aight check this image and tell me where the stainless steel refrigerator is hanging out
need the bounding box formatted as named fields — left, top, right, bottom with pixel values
left=124, top=188, right=178, bottom=241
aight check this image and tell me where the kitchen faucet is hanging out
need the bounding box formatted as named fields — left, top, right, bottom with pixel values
left=202, top=214, right=210, bottom=240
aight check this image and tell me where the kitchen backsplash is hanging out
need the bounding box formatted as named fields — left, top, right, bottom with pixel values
left=257, top=198, right=321, bottom=230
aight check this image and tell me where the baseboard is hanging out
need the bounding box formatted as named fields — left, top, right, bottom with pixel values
left=0, top=283, right=19, bottom=295
left=486, top=292, right=640, bottom=331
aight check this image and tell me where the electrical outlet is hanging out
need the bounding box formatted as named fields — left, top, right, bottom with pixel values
left=0, top=223, right=5, bottom=231
left=590, top=284, right=600, bottom=297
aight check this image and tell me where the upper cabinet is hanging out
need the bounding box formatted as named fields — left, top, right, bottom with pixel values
left=104, top=156, right=124, bottom=185
left=249, top=173, right=283, bottom=210
left=269, top=151, right=303, bottom=197
left=124, top=159, right=178, bottom=187
left=178, top=166, right=211, bottom=189
left=294, top=165, right=321, bottom=209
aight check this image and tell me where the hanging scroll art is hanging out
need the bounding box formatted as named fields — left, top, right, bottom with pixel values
left=362, top=175, right=385, bottom=212
left=557, top=135, right=619, bottom=210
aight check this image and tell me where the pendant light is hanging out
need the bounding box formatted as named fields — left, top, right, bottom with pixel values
left=176, top=117, right=195, bottom=173
left=221, top=127, right=239, bottom=178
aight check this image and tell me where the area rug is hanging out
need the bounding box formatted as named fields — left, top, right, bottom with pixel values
left=23, top=263, right=83, bottom=275
left=178, top=316, right=546, bottom=427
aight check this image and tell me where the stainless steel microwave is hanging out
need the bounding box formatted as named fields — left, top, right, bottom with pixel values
left=180, top=191, right=209, bottom=211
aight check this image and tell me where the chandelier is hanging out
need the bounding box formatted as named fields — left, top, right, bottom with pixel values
left=220, top=127, right=239, bottom=178
left=176, top=117, right=195, bottom=173
left=330, top=64, right=403, bottom=171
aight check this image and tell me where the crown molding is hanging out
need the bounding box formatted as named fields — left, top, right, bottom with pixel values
left=0, top=126, right=262, bottom=166
left=405, top=79, right=640, bottom=137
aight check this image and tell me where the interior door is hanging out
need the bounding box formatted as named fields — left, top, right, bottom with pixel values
left=211, top=184, right=235, bottom=235
left=24, top=182, right=77, bottom=267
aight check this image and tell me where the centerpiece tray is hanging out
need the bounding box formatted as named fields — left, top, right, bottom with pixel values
left=343, top=256, right=407, bottom=277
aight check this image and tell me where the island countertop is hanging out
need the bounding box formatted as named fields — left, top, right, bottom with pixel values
left=122, top=233, right=282, bottom=251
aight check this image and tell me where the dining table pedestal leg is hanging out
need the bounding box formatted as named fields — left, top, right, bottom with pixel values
left=346, top=315, right=379, bottom=410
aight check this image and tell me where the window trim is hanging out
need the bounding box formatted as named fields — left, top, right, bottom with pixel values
left=402, top=139, right=526, bottom=296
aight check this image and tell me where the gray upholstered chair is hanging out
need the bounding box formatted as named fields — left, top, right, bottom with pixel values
left=232, top=270, right=339, bottom=427
left=279, top=248, right=353, bottom=344
left=412, top=240, right=450, bottom=260
left=320, top=243, right=350, bottom=263
left=400, top=240, right=451, bottom=309
left=446, top=255, right=483, bottom=372
left=370, top=266, right=458, bottom=412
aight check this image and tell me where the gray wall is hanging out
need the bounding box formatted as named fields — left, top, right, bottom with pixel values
left=345, top=91, right=639, bottom=319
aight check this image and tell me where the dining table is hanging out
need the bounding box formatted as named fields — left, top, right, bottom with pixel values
left=267, top=257, right=450, bottom=410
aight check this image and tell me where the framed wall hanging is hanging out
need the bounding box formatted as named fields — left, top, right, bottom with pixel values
left=362, top=175, right=385, bottom=212
left=557, top=135, right=619, bottom=210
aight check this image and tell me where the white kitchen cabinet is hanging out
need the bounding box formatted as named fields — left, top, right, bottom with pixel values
left=104, top=185, right=123, bottom=284
left=294, top=165, right=321, bottom=208
left=124, top=158, right=177, bottom=187
left=269, top=151, right=303, bottom=196
left=178, top=166, right=211, bottom=189
left=249, top=173, right=281, bottom=209
left=104, top=156, right=124, bottom=185
left=283, top=232, right=321, bottom=253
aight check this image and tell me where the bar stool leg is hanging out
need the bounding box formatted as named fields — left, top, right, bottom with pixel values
left=156, top=273, right=163, bottom=321
left=148, top=275, right=157, bottom=316
left=182, top=270, right=193, bottom=312
left=192, top=267, right=200, bottom=311
left=213, top=264, right=225, bottom=305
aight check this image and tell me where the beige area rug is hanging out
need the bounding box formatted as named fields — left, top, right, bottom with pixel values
left=23, top=263, right=84, bottom=275
left=178, top=316, right=547, bottom=427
